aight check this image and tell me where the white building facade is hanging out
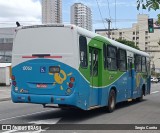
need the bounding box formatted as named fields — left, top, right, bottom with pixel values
left=95, top=14, right=160, bottom=69
left=71, top=3, right=92, bottom=31
left=42, top=0, right=62, bottom=24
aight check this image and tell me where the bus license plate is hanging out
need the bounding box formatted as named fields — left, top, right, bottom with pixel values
left=37, top=84, right=47, bottom=88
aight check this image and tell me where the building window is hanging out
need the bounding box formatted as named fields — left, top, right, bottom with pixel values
left=0, top=38, right=4, bottom=43
left=79, top=36, right=88, bottom=68
left=0, top=51, right=12, bottom=63
left=118, top=49, right=127, bottom=71
left=133, top=37, right=135, bottom=40
left=133, top=32, right=135, bottom=35
left=107, top=45, right=117, bottom=70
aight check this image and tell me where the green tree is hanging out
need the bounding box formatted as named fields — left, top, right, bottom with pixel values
left=157, top=14, right=160, bottom=24
left=137, top=0, right=160, bottom=25
left=137, top=0, right=160, bottom=11
left=116, top=38, right=140, bottom=50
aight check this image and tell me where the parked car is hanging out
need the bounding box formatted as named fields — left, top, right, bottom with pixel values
left=151, top=77, right=158, bottom=83
left=157, top=77, right=160, bottom=82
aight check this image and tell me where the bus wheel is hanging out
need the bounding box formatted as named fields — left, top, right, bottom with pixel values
left=107, top=89, right=116, bottom=113
left=137, top=89, right=143, bottom=102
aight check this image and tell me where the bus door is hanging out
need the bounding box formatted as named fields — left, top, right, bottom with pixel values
left=89, top=47, right=101, bottom=106
left=127, top=58, right=133, bottom=98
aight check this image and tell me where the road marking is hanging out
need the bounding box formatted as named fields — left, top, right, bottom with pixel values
left=28, top=118, right=61, bottom=124
left=2, top=129, right=47, bottom=133
left=23, top=129, right=47, bottom=133
left=0, top=109, right=53, bottom=122
left=2, top=130, right=17, bottom=133
left=151, top=91, right=159, bottom=94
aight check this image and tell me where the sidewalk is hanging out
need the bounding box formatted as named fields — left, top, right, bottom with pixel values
left=0, top=86, right=11, bottom=102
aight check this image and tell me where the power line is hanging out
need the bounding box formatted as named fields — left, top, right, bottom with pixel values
left=95, top=0, right=106, bottom=29
left=94, top=18, right=149, bottom=23
left=106, top=0, right=111, bottom=19
left=115, top=0, right=117, bottom=28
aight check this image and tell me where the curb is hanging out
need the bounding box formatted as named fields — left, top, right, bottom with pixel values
left=0, top=98, right=11, bottom=102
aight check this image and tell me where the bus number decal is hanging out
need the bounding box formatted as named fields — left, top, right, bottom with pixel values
left=23, top=66, right=32, bottom=71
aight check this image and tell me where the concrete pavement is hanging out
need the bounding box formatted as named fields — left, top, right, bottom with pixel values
left=0, top=86, right=11, bottom=102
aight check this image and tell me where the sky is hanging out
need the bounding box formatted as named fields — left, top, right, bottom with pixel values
left=0, top=0, right=159, bottom=31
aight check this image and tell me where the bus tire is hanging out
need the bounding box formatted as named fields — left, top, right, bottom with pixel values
left=137, top=89, right=143, bottom=102
left=107, top=89, right=116, bottom=113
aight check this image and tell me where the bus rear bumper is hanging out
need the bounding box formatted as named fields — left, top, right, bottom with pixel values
left=11, top=90, right=76, bottom=106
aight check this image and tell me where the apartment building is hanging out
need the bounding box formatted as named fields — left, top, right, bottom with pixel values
left=42, top=0, right=62, bottom=24
left=95, top=14, right=160, bottom=69
left=71, top=3, right=92, bottom=31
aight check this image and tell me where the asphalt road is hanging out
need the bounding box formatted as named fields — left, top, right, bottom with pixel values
left=0, top=83, right=159, bottom=133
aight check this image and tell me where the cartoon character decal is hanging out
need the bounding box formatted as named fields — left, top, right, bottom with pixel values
left=54, top=70, right=67, bottom=84
left=136, top=74, right=141, bottom=88
left=49, top=66, right=72, bottom=90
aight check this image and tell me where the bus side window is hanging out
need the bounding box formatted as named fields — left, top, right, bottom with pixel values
left=142, top=56, right=146, bottom=73
left=107, top=45, right=117, bottom=70
left=79, top=36, right=88, bottom=68
left=103, top=44, right=107, bottom=69
left=118, top=49, right=127, bottom=71
left=135, top=54, right=142, bottom=72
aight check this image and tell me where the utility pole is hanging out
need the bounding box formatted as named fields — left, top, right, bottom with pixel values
left=106, top=19, right=111, bottom=38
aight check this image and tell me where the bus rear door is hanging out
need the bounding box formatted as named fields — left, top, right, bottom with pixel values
left=127, top=57, right=133, bottom=98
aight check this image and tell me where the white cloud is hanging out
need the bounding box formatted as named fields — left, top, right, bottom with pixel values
left=0, top=0, right=41, bottom=27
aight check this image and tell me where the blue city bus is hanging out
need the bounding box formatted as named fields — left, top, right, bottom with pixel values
left=11, top=24, right=151, bottom=112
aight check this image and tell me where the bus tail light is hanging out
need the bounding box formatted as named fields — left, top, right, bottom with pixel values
left=68, top=82, right=73, bottom=88
left=70, top=77, right=75, bottom=82
left=11, top=75, right=16, bottom=80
